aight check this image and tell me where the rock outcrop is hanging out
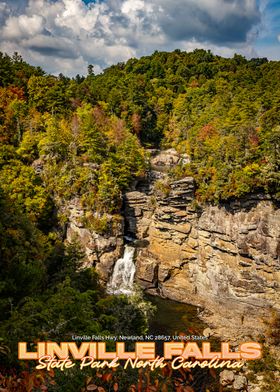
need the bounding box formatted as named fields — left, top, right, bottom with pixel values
left=65, top=198, right=123, bottom=282
left=124, top=152, right=280, bottom=339
left=220, top=370, right=248, bottom=391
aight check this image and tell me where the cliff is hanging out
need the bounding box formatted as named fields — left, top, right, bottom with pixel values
left=125, top=149, right=280, bottom=340
left=65, top=198, right=124, bottom=282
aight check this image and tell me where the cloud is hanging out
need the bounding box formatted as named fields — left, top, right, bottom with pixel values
left=155, top=0, right=261, bottom=44
left=0, top=0, right=264, bottom=76
left=24, top=35, right=78, bottom=58
left=2, top=14, right=44, bottom=39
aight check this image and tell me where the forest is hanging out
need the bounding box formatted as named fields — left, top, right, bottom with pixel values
left=0, top=49, right=280, bottom=391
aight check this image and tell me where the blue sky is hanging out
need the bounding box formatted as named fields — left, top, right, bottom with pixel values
left=0, top=0, right=279, bottom=76
left=254, top=0, right=280, bottom=58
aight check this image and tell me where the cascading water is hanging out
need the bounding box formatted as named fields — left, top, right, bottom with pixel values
left=107, top=245, right=136, bottom=295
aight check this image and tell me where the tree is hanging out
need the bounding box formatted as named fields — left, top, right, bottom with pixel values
left=87, top=64, right=94, bottom=76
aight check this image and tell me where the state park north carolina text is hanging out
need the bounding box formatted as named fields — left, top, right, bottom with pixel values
left=18, top=341, right=262, bottom=371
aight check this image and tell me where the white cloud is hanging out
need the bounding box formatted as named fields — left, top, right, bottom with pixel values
left=122, top=0, right=145, bottom=14
left=2, top=14, right=44, bottom=39
left=0, top=0, right=265, bottom=76
left=55, top=0, right=99, bottom=35
left=0, top=1, right=7, bottom=12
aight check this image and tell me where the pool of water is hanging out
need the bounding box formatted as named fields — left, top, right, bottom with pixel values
left=145, top=295, right=221, bottom=392
left=146, top=294, right=206, bottom=336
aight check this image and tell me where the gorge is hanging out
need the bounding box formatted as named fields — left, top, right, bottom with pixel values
left=2, top=50, right=280, bottom=391
left=66, top=148, right=280, bottom=342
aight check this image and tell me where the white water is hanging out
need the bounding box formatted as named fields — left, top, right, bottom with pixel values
left=107, top=245, right=136, bottom=295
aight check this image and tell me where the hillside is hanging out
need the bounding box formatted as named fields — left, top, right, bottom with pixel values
left=0, top=49, right=280, bottom=391
left=1, top=50, right=280, bottom=212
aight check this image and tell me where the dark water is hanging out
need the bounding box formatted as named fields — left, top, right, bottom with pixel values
left=146, top=295, right=220, bottom=392
left=146, top=294, right=206, bottom=336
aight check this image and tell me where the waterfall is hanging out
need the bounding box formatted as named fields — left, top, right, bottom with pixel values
left=107, top=245, right=136, bottom=295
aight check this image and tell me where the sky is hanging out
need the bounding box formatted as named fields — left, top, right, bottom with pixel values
left=0, top=0, right=279, bottom=76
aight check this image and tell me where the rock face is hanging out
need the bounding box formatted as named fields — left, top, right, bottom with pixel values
left=124, top=153, right=280, bottom=339
left=150, top=148, right=190, bottom=167
left=220, top=371, right=248, bottom=391
left=65, top=198, right=123, bottom=282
